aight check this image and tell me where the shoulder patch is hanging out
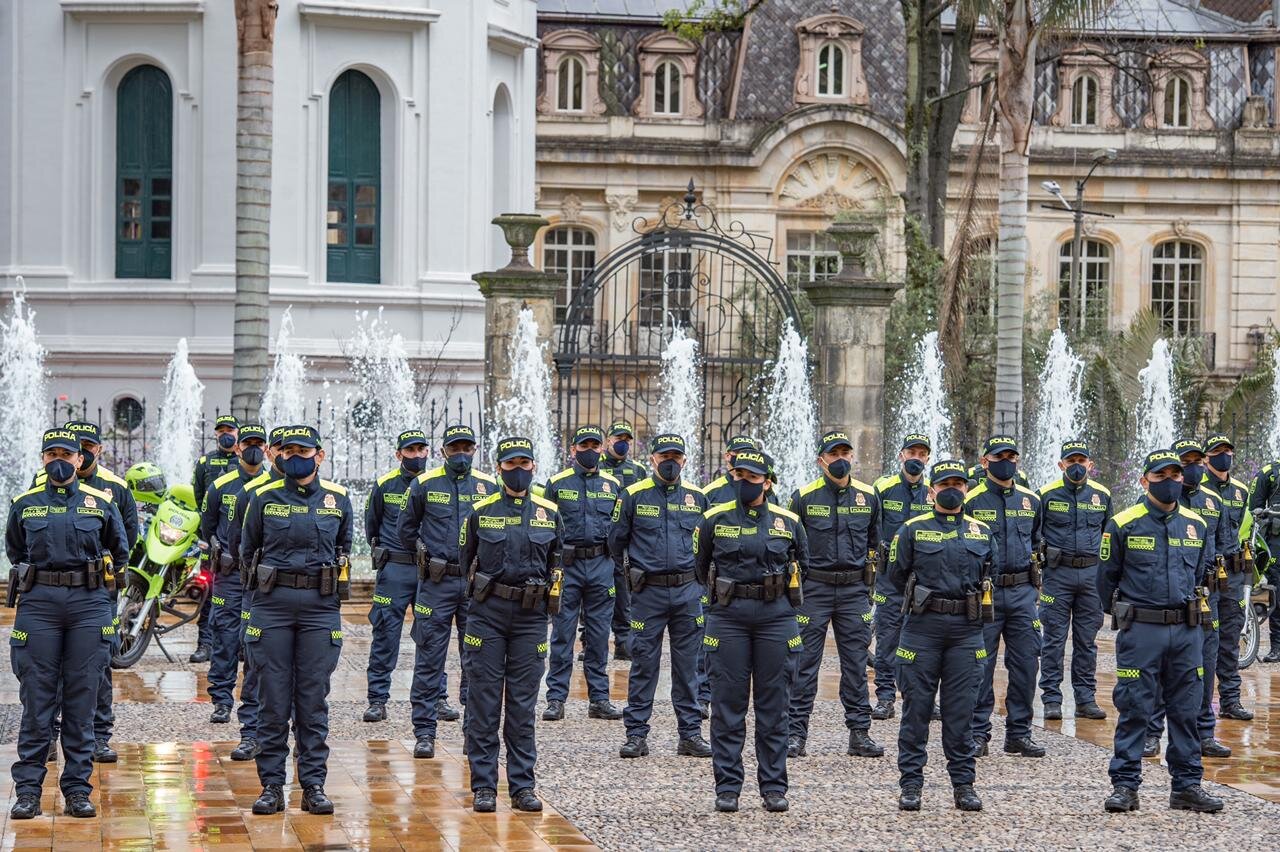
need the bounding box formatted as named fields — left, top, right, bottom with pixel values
left=1229, top=476, right=1248, bottom=491
left=626, top=478, right=656, bottom=496
left=33, top=472, right=48, bottom=486
left=97, top=468, right=127, bottom=486
left=798, top=477, right=825, bottom=498
left=258, top=480, right=286, bottom=494
left=416, top=466, right=447, bottom=484
left=704, top=500, right=736, bottom=519
left=873, top=473, right=901, bottom=492
left=1112, top=503, right=1149, bottom=528
left=903, top=513, right=934, bottom=528
left=850, top=477, right=876, bottom=495
left=549, top=468, right=574, bottom=484
left=473, top=492, right=502, bottom=510
left=80, top=483, right=114, bottom=502
left=377, top=468, right=401, bottom=486
left=680, top=479, right=702, bottom=493
left=473, top=470, right=497, bottom=484
left=1090, top=481, right=1112, bottom=496
left=598, top=469, right=621, bottom=486
left=198, top=455, right=208, bottom=464
left=967, top=481, right=989, bottom=501
left=10, top=485, right=42, bottom=503
left=1014, top=484, right=1039, bottom=501
left=961, top=513, right=991, bottom=531
left=1177, top=505, right=1206, bottom=525
left=770, top=504, right=801, bottom=523
left=531, top=493, right=559, bottom=514
left=213, top=470, right=240, bottom=489
left=1038, top=478, right=1064, bottom=497
left=320, top=479, right=347, bottom=496
left=701, top=475, right=728, bottom=495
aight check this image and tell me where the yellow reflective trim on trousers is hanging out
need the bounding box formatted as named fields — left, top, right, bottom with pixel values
left=241, top=610, right=250, bottom=620
left=246, top=625, right=262, bottom=638
left=695, top=614, right=704, bottom=626
left=787, top=635, right=802, bottom=649
left=536, top=641, right=549, bottom=654
left=372, top=594, right=393, bottom=606
left=700, top=595, right=709, bottom=605
left=1197, top=666, right=1204, bottom=677
left=895, top=647, right=916, bottom=661
left=872, top=592, right=887, bottom=604
left=101, top=624, right=115, bottom=636
left=796, top=614, right=811, bottom=625
left=331, top=630, right=343, bottom=641
left=211, top=595, right=226, bottom=606
left=414, top=604, right=433, bottom=616
left=1039, top=593, right=1055, bottom=604
left=11, top=629, right=27, bottom=642
left=608, top=586, right=616, bottom=597
left=703, top=635, right=719, bottom=648
left=1032, top=619, right=1043, bottom=630
left=464, top=633, right=483, bottom=648
left=976, top=648, right=987, bottom=660
left=630, top=619, right=644, bottom=631
left=1116, top=667, right=1140, bottom=679
left=1211, top=619, right=1219, bottom=630
left=862, top=611, right=873, bottom=623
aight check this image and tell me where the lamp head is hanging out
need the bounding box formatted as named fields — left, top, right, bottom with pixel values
left=1041, top=180, right=1062, bottom=194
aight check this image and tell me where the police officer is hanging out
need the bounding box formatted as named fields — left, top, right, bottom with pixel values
left=1037, top=440, right=1111, bottom=721
left=701, top=436, right=761, bottom=504
left=192, top=414, right=241, bottom=663
left=198, top=423, right=267, bottom=762
left=239, top=425, right=352, bottom=815
left=7, top=428, right=130, bottom=819
left=598, top=420, right=646, bottom=661
left=787, top=430, right=883, bottom=760
left=966, top=435, right=1044, bottom=758
left=871, top=434, right=933, bottom=718
left=1202, top=434, right=1253, bottom=719
left=543, top=426, right=623, bottom=721
left=399, top=424, right=494, bottom=758
left=888, top=459, right=992, bottom=812
left=693, top=449, right=808, bottom=814
left=1144, top=438, right=1233, bottom=759
left=1099, top=450, right=1223, bottom=814
left=361, top=429, right=432, bottom=724
left=459, top=436, right=561, bottom=813
left=1247, top=455, right=1280, bottom=662
left=610, top=433, right=711, bottom=759
left=224, top=427, right=285, bottom=565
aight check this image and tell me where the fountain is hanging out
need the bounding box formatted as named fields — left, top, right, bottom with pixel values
left=889, top=331, right=953, bottom=465
left=345, top=307, right=420, bottom=437
left=489, top=308, right=559, bottom=475
left=154, top=339, right=205, bottom=487
left=762, top=319, right=817, bottom=498
left=1028, top=329, right=1086, bottom=488
left=260, top=306, right=309, bottom=428
left=1135, top=338, right=1177, bottom=455
left=0, top=278, right=50, bottom=512
left=656, top=324, right=704, bottom=480
left=1268, top=347, right=1280, bottom=462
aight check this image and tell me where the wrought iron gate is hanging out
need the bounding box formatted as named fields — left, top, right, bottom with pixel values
left=553, top=185, right=802, bottom=472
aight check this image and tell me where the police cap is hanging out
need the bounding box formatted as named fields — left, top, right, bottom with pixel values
left=238, top=424, right=267, bottom=443
left=651, top=433, right=686, bottom=454
left=726, top=435, right=758, bottom=454
left=572, top=425, right=605, bottom=446
left=1171, top=438, right=1204, bottom=458
left=42, top=428, right=81, bottom=453
left=63, top=420, right=102, bottom=445
left=1060, top=439, right=1090, bottom=460
left=278, top=425, right=319, bottom=449
left=608, top=420, right=635, bottom=438
left=397, top=429, right=428, bottom=450
left=730, top=450, right=769, bottom=476
left=442, top=424, right=477, bottom=447
left=931, top=459, right=968, bottom=484
left=214, top=415, right=240, bottom=431
left=1143, top=450, right=1182, bottom=475
left=268, top=426, right=287, bottom=447
left=1204, top=434, right=1234, bottom=453
left=820, top=430, right=853, bottom=454
left=496, top=436, right=534, bottom=462
left=901, top=433, right=931, bottom=451
left=983, top=435, right=1019, bottom=456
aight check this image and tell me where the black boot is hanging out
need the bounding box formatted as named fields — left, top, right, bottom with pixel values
left=93, top=742, right=118, bottom=763
left=1104, top=785, right=1140, bottom=812
left=1142, top=735, right=1160, bottom=758
left=414, top=738, right=435, bottom=759
left=871, top=699, right=895, bottom=720
left=848, top=729, right=884, bottom=758
left=619, top=736, right=649, bottom=758
left=953, top=784, right=983, bottom=811
left=473, top=788, right=497, bottom=813
left=677, top=735, right=712, bottom=757
left=511, top=789, right=543, bottom=812
left=252, top=785, right=285, bottom=815
left=762, top=792, right=789, bottom=813
left=787, top=735, right=806, bottom=758
left=10, top=794, right=41, bottom=820
left=614, top=645, right=632, bottom=662
left=588, top=700, right=622, bottom=720
left=542, top=700, right=565, bottom=721
left=230, top=739, right=260, bottom=761
left=899, top=786, right=922, bottom=811
left=63, top=792, right=96, bottom=818
left=714, top=792, right=739, bottom=812
left=362, top=704, right=386, bottom=723
left=1043, top=703, right=1062, bottom=720
left=189, top=645, right=211, bottom=664
left=436, top=698, right=460, bottom=722
left=1200, top=738, right=1232, bottom=758
left=1262, top=647, right=1280, bottom=663
left=209, top=704, right=233, bottom=724
left=1169, top=785, right=1224, bottom=812
left=973, top=738, right=989, bottom=757
left=1076, top=701, right=1107, bottom=720
left=1219, top=701, right=1253, bottom=721
left=300, top=785, right=333, bottom=815
left=1003, top=736, right=1046, bottom=758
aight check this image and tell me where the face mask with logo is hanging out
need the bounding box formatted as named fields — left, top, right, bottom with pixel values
left=987, top=458, right=1017, bottom=481
left=240, top=445, right=265, bottom=466
left=446, top=452, right=473, bottom=475
left=934, top=487, right=964, bottom=510
left=575, top=448, right=600, bottom=469
left=46, top=458, right=76, bottom=483
left=217, top=433, right=237, bottom=451
left=612, top=440, right=630, bottom=458
left=1065, top=463, right=1088, bottom=483
left=78, top=448, right=96, bottom=472
left=657, top=458, right=682, bottom=482
left=282, top=454, right=317, bottom=480
left=401, top=456, right=427, bottom=474
left=902, top=458, right=926, bottom=477
left=501, top=466, right=534, bottom=493
left=734, top=478, right=765, bottom=506
left=1208, top=453, right=1232, bottom=473
left=826, top=458, right=852, bottom=479
left=1180, top=464, right=1204, bottom=493
left=1147, top=477, right=1182, bottom=505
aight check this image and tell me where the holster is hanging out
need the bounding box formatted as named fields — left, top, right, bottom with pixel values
left=910, top=582, right=934, bottom=616
left=863, top=549, right=879, bottom=590
left=965, top=590, right=979, bottom=622
left=318, top=564, right=336, bottom=597
left=209, top=538, right=225, bottom=575
left=714, top=576, right=736, bottom=605
left=86, top=558, right=104, bottom=591
left=1044, top=545, right=1063, bottom=569
left=902, top=574, right=917, bottom=616
left=520, top=582, right=542, bottom=610
left=1189, top=587, right=1210, bottom=629
left=980, top=577, right=995, bottom=622
left=471, top=571, right=494, bottom=603
left=1111, top=599, right=1135, bottom=630
left=372, top=546, right=391, bottom=573
left=5, top=563, right=33, bottom=606
left=101, top=555, right=117, bottom=594
left=762, top=572, right=785, bottom=603
left=256, top=563, right=278, bottom=594
left=628, top=566, right=647, bottom=593
left=1029, top=552, right=1044, bottom=588
left=337, top=555, right=351, bottom=601
left=1214, top=556, right=1230, bottom=593
left=786, top=562, right=803, bottom=607
left=242, top=549, right=262, bottom=590
left=547, top=568, right=564, bottom=615
left=427, top=557, right=448, bottom=584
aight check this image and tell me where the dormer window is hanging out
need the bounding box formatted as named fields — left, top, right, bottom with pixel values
left=538, top=29, right=605, bottom=117
left=654, top=61, right=682, bottom=115
left=794, top=13, right=868, bottom=106
left=1163, top=74, right=1191, bottom=128
left=1071, top=74, right=1098, bottom=126
left=635, top=31, right=702, bottom=120
left=1050, top=49, right=1119, bottom=129
left=816, top=42, right=845, bottom=97
left=557, top=56, right=584, bottom=112
left=1144, top=49, right=1212, bottom=131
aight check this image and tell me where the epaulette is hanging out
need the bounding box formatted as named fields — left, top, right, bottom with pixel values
left=10, top=485, right=42, bottom=503
left=1229, top=476, right=1249, bottom=492
left=598, top=469, right=621, bottom=486
left=1090, top=480, right=1112, bottom=496
left=258, top=480, right=286, bottom=494
left=97, top=467, right=127, bottom=486
left=213, top=470, right=240, bottom=489
left=377, top=468, right=401, bottom=486
left=80, top=483, right=114, bottom=502
left=33, top=472, right=48, bottom=486
left=770, top=503, right=801, bottom=523
left=902, top=513, right=934, bottom=528
left=1112, top=503, right=1148, bottom=528
left=473, top=470, right=497, bottom=484
left=1038, top=478, right=1064, bottom=496
left=549, top=469, right=574, bottom=484
left=961, top=513, right=991, bottom=531
left=531, top=493, right=558, bottom=513
left=798, top=477, right=825, bottom=498
left=701, top=475, right=729, bottom=495
left=320, top=480, right=347, bottom=496
left=626, top=478, right=656, bottom=496
left=1014, top=483, right=1039, bottom=501
left=245, top=472, right=274, bottom=492
left=1177, top=504, right=1206, bottom=526
left=873, top=473, right=901, bottom=491
left=849, top=477, right=876, bottom=495
left=198, top=455, right=209, bottom=464
left=704, top=500, right=736, bottom=519
left=473, top=492, right=502, bottom=510
left=416, top=466, right=447, bottom=484
left=966, top=481, right=990, bottom=501
left=681, top=479, right=702, bottom=494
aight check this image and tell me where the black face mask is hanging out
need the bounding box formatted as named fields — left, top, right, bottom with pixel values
left=45, top=459, right=76, bottom=483
left=1180, top=464, right=1204, bottom=493
left=401, top=456, right=427, bottom=474
left=934, top=487, right=964, bottom=510
left=734, top=478, right=765, bottom=506
left=902, top=458, right=926, bottom=477
left=575, top=449, right=600, bottom=469
left=240, top=445, right=265, bottom=466
left=1208, top=453, right=1233, bottom=473
left=78, top=448, right=97, bottom=472
left=272, top=453, right=285, bottom=474
left=446, top=452, right=474, bottom=475
left=612, top=440, right=630, bottom=458
left=987, top=458, right=1017, bottom=481
left=657, top=458, right=682, bottom=482
left=281, top=455, right=317, bottom=480
left=826, top=458, right=852, bottom=479
left=1065, top=463, right=1088, bottom=483
left=1147, top=477, right=1182, bottom=505
left=217, top=433, right=237, bottom=451
left=501, top=466, right=534, bottom=493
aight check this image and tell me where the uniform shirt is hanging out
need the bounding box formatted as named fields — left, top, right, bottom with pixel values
left=886, top=511, right=993, bottom=599
left=364, top=466, right=418, bottom=554
left=693, top=499, right=809, bottom=585
left=459, top=490, right=563, bottom=585
left=34, top=465, right=139, bottom=545
left=1179, top=485, right=1229, bottom=577
left=873, top=471, right=932, bottom=544
left=1203, top=471, right=1249, bottom=556
left=1098, top=497, right=1208, bottom=609
left=788, top=475, right=880, bottom=571
left=1037, top=476, right=1112, bottom=558
left=600, top=454, right=647, bottom=490
left=225, top=469, right=279, bottom=562
left=193, top=450, right=239, bottom=503
left=545, top=463, right=621, bottom=547
left=1245, top=462, right=1280, bottom=545
left=608, top=475, right=707, bottom=575
left=199, top=465, right=263, bottom=552
left=6, top=478, right=129, bottom=571
left=965, top=477, right=1043, bottom=574
left=239, top=477, right=353, bottom=573
left=399, top=465, right=498, bottom=564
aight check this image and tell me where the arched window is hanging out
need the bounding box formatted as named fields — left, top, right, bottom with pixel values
left=557, top=55, right=584, bottom=112
left=1057, top=239, right=1111, bottom=333
left=542, top=227, right=597, bottom=324
left=1163, top=74, right=1191, bottom=128
left=1151, top=240, right=1202, bottom=335
left=327, top=69, right=381, bottom=284
left=817, top=42, right=845, bottom=97
left=654, top=61, right=682, bottom=116
left=116, top=64, right=173, bottom=279
left=1070, top=74, right=1098, bottom=126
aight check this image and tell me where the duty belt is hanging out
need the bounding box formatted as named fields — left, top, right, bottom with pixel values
left=640, top=570, right=696, bottom=587
left=273, top=571, right=323, bottom=590
left=566, top=544, right=607, bottom=560
left=1227, top=552, right=1248, bottom=573
left=994, top=571, right=1033, bottom=587
left=34, top=569, right=91, bottom=587
left=1131, top=605, right=1188, bottom=625
left=923, top=596, right=968, bottom=615
left=808, top=568, right=864, bottom=586
left=1053, top=554, right=1098, bottom=568
left=489, top=581, right=548, bottom=601
left=386, top=550, right=417, bottom=565
left=726, top=581, right=768, bottom=600
left=436, top=561, right=464, bottom=577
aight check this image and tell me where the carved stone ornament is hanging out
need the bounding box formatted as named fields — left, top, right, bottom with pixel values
left=777, top=152, right=888, bottom=214
left=560, top=193, right=583, bottom=223
left=606, top=193, right=637, bottom=232
left=1172, top=219, right=1190, bottom=237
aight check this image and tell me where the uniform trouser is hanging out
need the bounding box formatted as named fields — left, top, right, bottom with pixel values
left=788, top=579, right=873, bottom=738
left=196, top=593, right=213, bottom=648
left=51, top=594, right=118, bottom=747
left=703, top=596, right=801, bottom=797
left=1037, top=564, right=1103, bottom=706
left=366, top=561, right=418, bottom=706
left=545, top=552, right=613, bottom=703
left=1146, top=594, right=1219, bottom=742
left=872, top=586, right=905, bottom=704
left=463, top=595, right=549, bottom=794
left=207, top=573, right=259, bottom=739
left=623, top=581, right=703, bottom=740
left=612, top=564, right=631, bottom=653
left=972, top=582, right=1041, bottom=744
left=894, top=611, right=985, bottom=790
left=11, top=584, right=114, bottom=797
left=244, top=585, right=342, bottom=788
left=1267, top=533, right=1280, bottom=646
left=1216, top=568, right=1250, bottom=704
left=696, top=591, right=711, bottom=704
left=410, top=573, right=470, bottom=740
left=1109, top=621, right=1203, bottom=792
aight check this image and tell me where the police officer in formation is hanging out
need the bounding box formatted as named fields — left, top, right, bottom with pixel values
left=1247, top=453, right=1280, bottom=662
left=542, top=426, right=623, bottom=722
left=1099, top=450, right=1223, bottom=813
left=694, top=448, right=808, bottom=814
left=192, top=414, right=241, bottom=663
left=198, top=423, right=268, bottom=762
left=239, top=425, right=353, bottom=816
left=888, top=459, right=992, bottom=812
left=786, top=430, right=884, bottom=760
left=966, top=435, right=1045, bottom=758
left=458, top=436, right=560, bottom=813
left=7, top=428, right=130, bottom=819
left=1036, top=440, right=1110, bottom=721
left=399, top=424, right=494, bottom=758
left=1201, top=434, right=1254, bottom=719
left=598, top=420, right=646, bottom=660
left=609, top=433, right=711, bottom=759
left=871, top=434, right=933, bottom=719
left=361, top=429, right=432, bottom=724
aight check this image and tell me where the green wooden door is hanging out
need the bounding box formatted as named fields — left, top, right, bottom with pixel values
left=116, top=65, right=173, bottom=279
left=327, top=70, right=381, bottom=283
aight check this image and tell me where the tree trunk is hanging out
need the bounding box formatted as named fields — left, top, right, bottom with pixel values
left=231, top=0, right=278, bottom=421
left=926, top=6, right=974, bottom=251
left=901, top=0, right=928, bottom=233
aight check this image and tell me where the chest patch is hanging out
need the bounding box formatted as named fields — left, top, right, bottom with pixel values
left=714, top=524, right=740, bottom=538
left=21, top=506, right=47, bottom=519
left=636, top=504, right=660, bottom=517
left=882, top=499, right=904, bottom=512
left=1127, top=535, right=1155, bottom=552
left=1046, top=500, right=1070, bottom=513
left=806, top=504, right=831, bottom=517
left=479, top=515, right=509, bottom=530
left=427, top=491, right=451, bottom=505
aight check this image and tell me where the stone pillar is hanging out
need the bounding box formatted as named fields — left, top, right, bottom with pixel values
left=472, top=214, right=562, bottom=428
left=801, top=220, right=903, bottom=482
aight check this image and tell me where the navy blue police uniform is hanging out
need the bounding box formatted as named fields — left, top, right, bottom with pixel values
left=1201, top=434, right=1253, bottom=718
left=608, top=433, right=709, bottom=757
left=192, top=414, right=241, bottom=655
left=6, top=429, right=130, bottom=819
left=1247, top=458, right=1280, bottom=660
left=786, top=430, right=883, bottom=759
left=1036, top=440, right=1112, bottom=717
left=238, top=425, right=352, bottom=815
left=598, top=420, right=647, bottom=658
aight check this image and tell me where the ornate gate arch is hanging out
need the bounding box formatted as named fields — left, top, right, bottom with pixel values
left=553, top=184, right=802, bottom=475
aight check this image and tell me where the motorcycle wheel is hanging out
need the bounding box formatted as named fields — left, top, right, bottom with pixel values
left=112, top=581, right=157, bottom=669
left=1239, top=605, right=1260, bottom=670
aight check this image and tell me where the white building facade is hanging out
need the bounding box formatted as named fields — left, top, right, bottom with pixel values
left=1, top=0, right=539, bottom=432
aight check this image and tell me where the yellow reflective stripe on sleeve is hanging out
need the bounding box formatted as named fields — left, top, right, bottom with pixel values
left=1116, top=667, right=1140, bottom=679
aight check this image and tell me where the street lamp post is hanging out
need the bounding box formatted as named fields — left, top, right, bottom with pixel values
left=1040, top=148, right=1116, bottom=337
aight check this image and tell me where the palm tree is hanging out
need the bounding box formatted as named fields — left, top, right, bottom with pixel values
left=231, top=0, right=278, bottom=420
